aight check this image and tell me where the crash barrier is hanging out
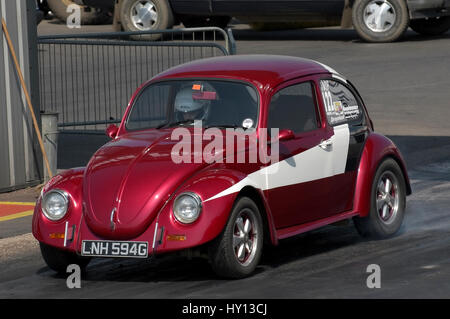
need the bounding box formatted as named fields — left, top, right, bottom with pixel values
left=37, top=27, right=236, bottom=132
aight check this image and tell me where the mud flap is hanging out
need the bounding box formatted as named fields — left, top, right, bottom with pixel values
left=341, top=0, right=353, bottom=28
left=112, top=0, right=122, bottom=31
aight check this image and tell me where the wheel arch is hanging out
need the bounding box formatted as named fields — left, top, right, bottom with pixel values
left=32, top=167, right=86, bottom=247
left=353, top=133, right=411, bottom=218
left=236, top=186, right=278, bottom=247
left=383, top=153, right=412, bottom=195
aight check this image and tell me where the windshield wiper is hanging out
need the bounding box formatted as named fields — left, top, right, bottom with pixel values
left=156, top=119, right=196, bottom=129
left=157, top=122, right=251, bottom=130
left=155, top=121, right=169, bottom=129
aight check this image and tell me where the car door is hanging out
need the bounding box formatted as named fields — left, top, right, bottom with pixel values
left=318, top=77, right=369, bottom=214
left=264, top=79, right=339, bottom=229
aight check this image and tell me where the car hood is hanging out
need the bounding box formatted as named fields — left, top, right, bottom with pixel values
left=83, top=129, right=208, bottom=240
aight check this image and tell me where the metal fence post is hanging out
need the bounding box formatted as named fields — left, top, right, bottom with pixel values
left=226, top=28, right=237, bottom=55
left=41, top=112, right=59, bottom=181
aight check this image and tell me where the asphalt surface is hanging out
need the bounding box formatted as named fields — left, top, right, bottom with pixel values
left=0, top=19, right=449, bottom=298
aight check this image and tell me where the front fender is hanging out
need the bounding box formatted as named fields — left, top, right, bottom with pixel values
left=154, top=168, right=248, bottom=252
left=32, top=168, right=85, bottom=252
left=353, top=133, right=411, bottom=218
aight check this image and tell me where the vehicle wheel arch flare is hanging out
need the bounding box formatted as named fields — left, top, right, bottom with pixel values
left=32, top=168, right=86, bottom=248
left=353, top=133, right=411, bottom=218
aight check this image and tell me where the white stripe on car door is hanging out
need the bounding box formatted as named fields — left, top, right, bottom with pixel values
left=205, top=124, right=350, bottom=202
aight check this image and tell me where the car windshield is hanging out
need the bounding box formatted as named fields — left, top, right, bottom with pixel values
left=126, top=80, right=259, bottom=131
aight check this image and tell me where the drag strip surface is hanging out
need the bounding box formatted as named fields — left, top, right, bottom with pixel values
left=0, top=135, right=449, bottom=298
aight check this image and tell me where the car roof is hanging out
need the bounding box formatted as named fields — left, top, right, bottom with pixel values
left=152, top=54, right=341, bottom=89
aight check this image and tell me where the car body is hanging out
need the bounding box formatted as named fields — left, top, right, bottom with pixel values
left=33, top=55, right=411, bottom=278
left=78, top=0, right=450, bottom=42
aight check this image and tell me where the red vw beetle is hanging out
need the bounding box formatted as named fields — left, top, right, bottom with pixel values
left=33, top=55, right=411, bottom=278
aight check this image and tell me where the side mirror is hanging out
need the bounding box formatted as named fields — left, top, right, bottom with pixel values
left=106, top=124, right=119, bottom=139
left=278, top=129, right=295, bottom=142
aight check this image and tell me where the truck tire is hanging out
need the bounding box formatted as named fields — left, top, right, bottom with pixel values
left=120, top=0, right=174, bottom=40
left=47, top=0, right=109, bottom=25
left=352, top=0, right=409, bottom=42
left=410, top=16, right=450, bottom=36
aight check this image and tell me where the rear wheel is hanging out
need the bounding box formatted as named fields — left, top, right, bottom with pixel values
left=208, top=197, right=263, bottom=278
left=410, top=16, right=450, bottom=36
left=40, top=242, right=91, bottom=274
left=120, top=0, right=174, bottom=40
left=46, top=0, right=109, bottom=25
left=353, top=158, right=406, bottom=238
left=352, top=0, right=409, bottom=42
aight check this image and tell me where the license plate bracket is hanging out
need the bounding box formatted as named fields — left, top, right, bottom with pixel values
left=81, top=240, right=148, bottom=258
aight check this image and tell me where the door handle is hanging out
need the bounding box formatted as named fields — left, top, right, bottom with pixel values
left=319, top=138, right=333, bottom=150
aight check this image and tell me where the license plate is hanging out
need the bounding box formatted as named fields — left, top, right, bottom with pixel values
left=81, top=240, right=148, bottom=258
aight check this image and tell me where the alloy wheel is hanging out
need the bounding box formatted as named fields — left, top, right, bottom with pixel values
left=376, top=171, right=400, bottom=224
left=363, top=0, right=396, bottom=32
left=233, top=210, right=258, bottom=267
left=130, top=0, right=158, bottom=30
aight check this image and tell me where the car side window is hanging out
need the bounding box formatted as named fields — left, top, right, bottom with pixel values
left=267, top=82, right=319, bottom=134
left=320, top=79, right=363, bottom=126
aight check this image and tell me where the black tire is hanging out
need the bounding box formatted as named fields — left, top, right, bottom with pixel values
left=46, top=0, right=108, bottom=25
left=37, top=10, right=45, bottom=25
left=120, top=0, right=174, bottom=41
left=208, top=197, right=263, bottom=278
left=37, top=0, right=51, bottom=18
left=182, top=16, right=231, bottom=29
left=40, top=242, right=91, bottom=274
left=352, top=0, right=409, bottom=42
left=410, top=16, right=450, bottom=36
left=353, top=158, right=407, bottom=239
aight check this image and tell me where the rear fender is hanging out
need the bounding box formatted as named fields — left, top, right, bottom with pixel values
left=354, top=133, right=411, bottom=218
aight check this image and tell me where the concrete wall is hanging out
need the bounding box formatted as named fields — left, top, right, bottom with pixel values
left=0, top=0, right=42, bottom=192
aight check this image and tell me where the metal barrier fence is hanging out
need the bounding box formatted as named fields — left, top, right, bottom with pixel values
left=38, top=27, right=236, bottom=132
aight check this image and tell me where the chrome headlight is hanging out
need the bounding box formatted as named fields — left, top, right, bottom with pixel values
left=42, top=189, right=69, bottom=221
left=173, top=192, right=202, bottom=224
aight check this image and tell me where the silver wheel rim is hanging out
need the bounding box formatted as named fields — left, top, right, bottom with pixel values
left=233, top=210, right=258, bottom=267
left=376, top=171, right=400, bottom=225
left=363, top=0, right=396, bottom=33
left=130, top=0, right=158, bottom=30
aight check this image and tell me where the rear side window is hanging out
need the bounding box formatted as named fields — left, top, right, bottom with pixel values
left=320, top=80, right=362, bottom=126
left=267, top=82, right=319, bottom=134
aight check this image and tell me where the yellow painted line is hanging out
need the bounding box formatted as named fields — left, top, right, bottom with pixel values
left=0, top=201, right=36, bottom=206
left=0, top=210, right=34, bottom=222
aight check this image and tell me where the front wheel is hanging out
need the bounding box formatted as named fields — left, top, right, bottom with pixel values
left=353, top=158, right=407, bottom=239
left=352, top=0, right=409, bottom=42
left=120, top=0, right=174, bottom=40
left=208, top=197, right=263, bottom=278
left=40, top=242, right=91, bottom=274
left=410, top=16, right=450, bottom=36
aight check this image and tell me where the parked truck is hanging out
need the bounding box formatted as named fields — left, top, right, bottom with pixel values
left=37, top=0, right=112, bottom=25
left=40, top=0, right=450, bottom=42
